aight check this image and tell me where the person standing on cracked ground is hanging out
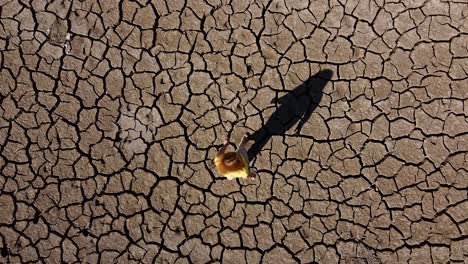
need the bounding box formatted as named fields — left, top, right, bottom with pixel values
left=214, top=133, right=257, bottom=180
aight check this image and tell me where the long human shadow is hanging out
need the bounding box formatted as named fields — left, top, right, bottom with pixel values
left=248, top=69, right=333, bottom=159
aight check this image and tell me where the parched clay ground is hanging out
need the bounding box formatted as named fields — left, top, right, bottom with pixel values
left=0, top=0, right=467, bottom=263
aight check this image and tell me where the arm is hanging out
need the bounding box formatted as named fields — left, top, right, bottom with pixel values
left=217, top=136, right=230, bottom=156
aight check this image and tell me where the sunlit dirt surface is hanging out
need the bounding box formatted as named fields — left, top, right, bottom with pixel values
left=0, top=0, right=467, bottom=263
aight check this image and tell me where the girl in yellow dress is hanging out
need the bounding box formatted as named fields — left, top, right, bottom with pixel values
left=214, top=133, right=257, bottom=180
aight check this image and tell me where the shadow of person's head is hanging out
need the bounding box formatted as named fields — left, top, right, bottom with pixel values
left=248, top=69, right=333, bottom=159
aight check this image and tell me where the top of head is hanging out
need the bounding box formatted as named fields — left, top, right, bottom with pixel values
left=223, top=152, right=238, bottom=165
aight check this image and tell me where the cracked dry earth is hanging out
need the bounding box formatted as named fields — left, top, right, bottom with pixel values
left=0, top=0, right=467, bottom=263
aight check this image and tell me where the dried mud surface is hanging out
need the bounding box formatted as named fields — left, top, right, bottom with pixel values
left=0, top=0, right=467, bottom=263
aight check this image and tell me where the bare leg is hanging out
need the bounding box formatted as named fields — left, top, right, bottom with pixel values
left=217, top=135, right=230, bottom=156
left=247, top=128, right=269, bottom=160
left=236, top=133, right=250, bottom=162
left=237, top=133, right=250, bottom=150
left=236, top=133, right=257, bottom=180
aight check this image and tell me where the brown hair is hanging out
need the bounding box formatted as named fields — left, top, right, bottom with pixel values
left=216, top=152, right=245, bottom=175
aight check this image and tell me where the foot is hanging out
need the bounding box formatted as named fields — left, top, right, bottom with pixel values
left=248, top=172, right=257, bottom=180
left=223, top=135, right=229, bottom=145
left=241, top=133, right=250, bottom=144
